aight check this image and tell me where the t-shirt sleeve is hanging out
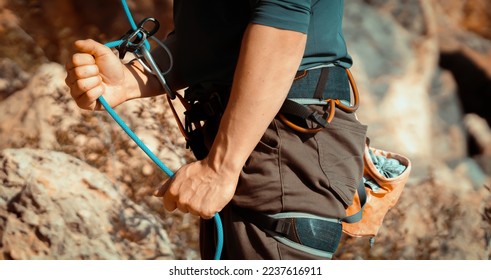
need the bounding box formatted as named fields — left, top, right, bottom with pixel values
left=250, top=0, right=312, bottom=34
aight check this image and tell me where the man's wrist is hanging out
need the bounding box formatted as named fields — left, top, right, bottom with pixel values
left=123, top=60, right=162, bottom=100
left=205, top=133, right=247, bottom=179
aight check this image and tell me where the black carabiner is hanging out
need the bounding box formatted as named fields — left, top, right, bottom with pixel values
left=116, top=17, right=160, bottom=59
left=138, top=17, right=160, bottom=37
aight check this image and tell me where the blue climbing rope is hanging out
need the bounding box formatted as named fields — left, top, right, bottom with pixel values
left=98, top=0, right=223, bottom=260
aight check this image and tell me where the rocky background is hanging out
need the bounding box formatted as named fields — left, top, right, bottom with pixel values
left=1, top=0, right=490, bottom=260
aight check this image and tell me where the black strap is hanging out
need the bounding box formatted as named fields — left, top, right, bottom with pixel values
left=279, top=99, right=329, bottom=128
left=234, top=206, right=290, bottom=235
left=314, top=67, right=330, bottom=100
left=341, top=179, right=368, bottom=224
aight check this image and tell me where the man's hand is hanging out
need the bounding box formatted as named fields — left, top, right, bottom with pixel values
left=154, top=158, right=239, bottom=219
left=65, top=39, right=135, bottom=110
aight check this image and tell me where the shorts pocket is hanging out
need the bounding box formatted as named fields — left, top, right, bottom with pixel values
left=315, top=111, right=367, bottom=206
left=235, top=120, right=282, bottom=212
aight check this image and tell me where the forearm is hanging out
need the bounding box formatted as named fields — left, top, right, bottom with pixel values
left=206, top=24, right=307, bottom=176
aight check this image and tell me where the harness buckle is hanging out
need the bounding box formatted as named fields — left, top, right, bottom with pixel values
left=274, top=219, right=293, bottom=236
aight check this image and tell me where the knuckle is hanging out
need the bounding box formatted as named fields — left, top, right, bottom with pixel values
left=76, top=79, right=86, bottom=91
left=202, top=209, right=214, bottom=219
left=75, top=99, right=88, bottom=110
left=74, top=67, right=84, bottom=78
left=73, top=53, right=94, bottom=65
left=164, top=203, right=173, bottom=211
left=168, top=187, right=180, bottom=197
left=164, top=200, right=176, bottom=212
left=178, top=197, right=190, bottom=208
left=72, top=53, right=83, bottom=65
left=85, top=87, right=100, bottom=100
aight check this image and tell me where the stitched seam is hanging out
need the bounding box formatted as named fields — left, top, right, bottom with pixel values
left=276, top=241, right=283, bottom=260
left=275, top=119, right=285, bottom=212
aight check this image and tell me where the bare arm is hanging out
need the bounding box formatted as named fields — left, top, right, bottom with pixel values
left=208, top=23, right=306, bottom=180
left=156, top=24, right=307, bottom=218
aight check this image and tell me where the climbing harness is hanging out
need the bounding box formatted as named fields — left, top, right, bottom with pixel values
left=278, top=66, right=359, bottom=134
left=96, top=0, right=223, bottom=260
left=168, top=84, right=231, bottom=160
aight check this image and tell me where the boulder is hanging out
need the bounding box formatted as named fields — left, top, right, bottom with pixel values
left=0, top=58, right=30, bottom=101
left=0, top=148, right=174, bottom=259
left=0, top=63, right=81, bottom=150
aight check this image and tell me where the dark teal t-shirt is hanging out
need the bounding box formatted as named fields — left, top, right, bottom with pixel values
left=173, top=0, right=352, bottom=86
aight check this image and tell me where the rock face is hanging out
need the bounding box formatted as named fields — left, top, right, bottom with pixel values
left=0, top=148, right=174, bottom=259
left=345, top=0, right=440, bottom=170
left=0, top=0, right=490, bottom=260
left=0, top=62, right=82, bottom=150
left=0, top=58, right=30, bottom=101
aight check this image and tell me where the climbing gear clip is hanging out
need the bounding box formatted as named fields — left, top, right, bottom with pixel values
left=116, top=17, right=160, bottom=59
left=279, top=68, right=360, bottom=134
left=116, top=17, right=176, bottom=100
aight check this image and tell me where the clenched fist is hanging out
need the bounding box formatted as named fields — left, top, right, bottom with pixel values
left=65, top=39, right=136, bottom=110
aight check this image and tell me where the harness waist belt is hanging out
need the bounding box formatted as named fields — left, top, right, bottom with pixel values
left=289, top=66, right=350, bottom=102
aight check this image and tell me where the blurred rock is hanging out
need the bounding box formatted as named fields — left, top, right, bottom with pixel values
left=0, top=58, right=30, bottom=101
left=434, top=0, right=491, bottom=41
left=0, top=63, right=81, bottom=150
left=464, top=113, right=491, bottom=156
left=0, top=7, right=47, bottom=71
left=0, top=148, right=174, bottom=259
left=454, top=158, right=488, bottom=189
left=428, top=68, right=467, bottom=165
left=4, top=0, right=173, bottom=65
left=464, top=113, right=491, bottom=177
left=345, top=0, right=438, bottom=175
left=434, top=0, right=491, bottom=129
